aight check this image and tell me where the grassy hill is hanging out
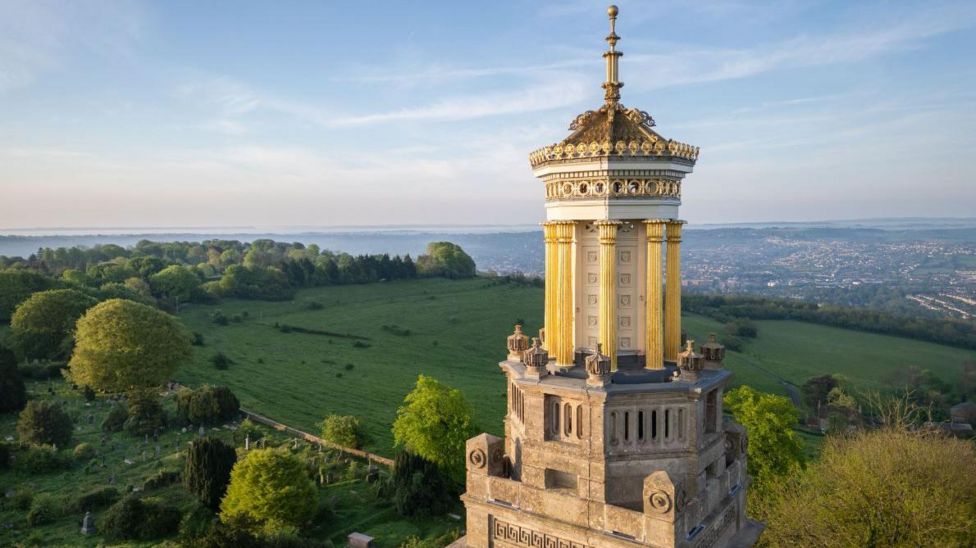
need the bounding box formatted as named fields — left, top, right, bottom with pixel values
left=177, top=278, right=976, bottom=455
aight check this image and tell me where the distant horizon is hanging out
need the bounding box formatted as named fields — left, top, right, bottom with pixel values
left=2, top=215, right=976, bottom=236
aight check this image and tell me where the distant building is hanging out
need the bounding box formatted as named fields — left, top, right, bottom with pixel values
left=453, top=6, right=760, bottom=548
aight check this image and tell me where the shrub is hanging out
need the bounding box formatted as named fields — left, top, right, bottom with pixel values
left=72, top=487, right=120, bottom=512
left=17, top=400, right=73, bottom=447
left=73, top=442, right=96, bottom=460
left=192, top=332, right=206, bottom=346
left=724, top=318, right=758, bottom=339
left=102, top=403, right=128, bottom=432
left=100, top=495, right=182, bottom=541
left=184, top=438, right=238, bottom=511
left=303, top=301, right=323, bottom=311
left=11, top=487, right=34, bottom=510
left=211, top=311, right=229, bottom=326
left=176, top=385, right=241, bottom=425
left=0, top=345, right=27, bottom=413
left=144, top=469, right=181, bottom=490
left=27, top=493, right=64, bottom=527
left=352, top=341, right=370, bottom=348
left=179, top=504, right=217, bottom=542
left=220, top=448, right=316, bottom=534
left=392, top=451, right=455, bottom=517
left=344, top=363, right=354, bottom=371
left=233, top=418, right=263, bottom=446
left=123, top=390, right=167, bottom=436
left=211, top=352, right=232, bottom=370
left=16, top=360, right=64, bottom=380
left=81, top=385, right=96, bottom=401
left=320, top=415, right=367, bottom=449
left=16, top=444, right=72, bottom=473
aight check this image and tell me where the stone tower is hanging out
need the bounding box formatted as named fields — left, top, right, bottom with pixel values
left=456, top=6, right=759, bottom=548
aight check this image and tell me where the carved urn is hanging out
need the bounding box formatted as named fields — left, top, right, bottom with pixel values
left=506, top=324, right=529, bottom=361
left=523, top=337, right=549, bottom=378
left=700, top=333, right=726, bottom=369
left=585, top=343, right=612, bottom=386
left=677, top=340, right=704, bottom=381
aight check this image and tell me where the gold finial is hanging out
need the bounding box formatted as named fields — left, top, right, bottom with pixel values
left=603, top=5, right=623, bottom=105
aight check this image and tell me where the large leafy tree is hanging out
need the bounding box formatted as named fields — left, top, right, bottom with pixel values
left=149, top=264, right=200, bottom=303
left=724, top=386, right=805, bottom=491
left=10, top=288, right=97, bottom=359
left=392, top=375, right=475, bottom=482
left=0, top=345, right=27, bottom=413
left=762, top=427, right=976, bottom=546
left=0, top=269, right=55, bottom=321
left=69, top=299, right=192, bottom=393
left=415, top=242, right=476, bottom=279
left=219, top=448, right=316, bottom=534
left=184, top=438, right=238, bottom=510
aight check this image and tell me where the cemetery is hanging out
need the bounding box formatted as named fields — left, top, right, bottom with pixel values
left=0, top=378, right=462, bottom=546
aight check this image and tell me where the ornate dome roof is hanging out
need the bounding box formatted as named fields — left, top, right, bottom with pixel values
left=529, top=6, right=699, bottom=168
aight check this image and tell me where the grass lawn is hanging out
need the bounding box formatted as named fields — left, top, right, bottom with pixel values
left=177, top=278, right=543, bottom=455
left=178, top=278, right=975, bottom=458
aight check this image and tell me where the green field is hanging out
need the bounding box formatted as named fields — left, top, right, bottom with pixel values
left=178, top=278, right=976, bottom=456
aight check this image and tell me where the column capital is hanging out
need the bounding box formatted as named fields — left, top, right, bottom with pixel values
left=596, top=220, right=621, bottom=244
left=666, top=219, right=685, bottom=242
left=643, top=219, right=666, bottom=241
left=555, top=221, right=576, bottom=242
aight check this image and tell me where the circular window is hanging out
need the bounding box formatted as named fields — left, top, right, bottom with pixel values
left=629, top=181, right=639, bottom=194
left=612, top=181, right=622, bottom=194
left=594, top=182, right=605, bottom=194
left=562, top=183, right=573, bottom=196
left=578, top=182, right=589, bottom=195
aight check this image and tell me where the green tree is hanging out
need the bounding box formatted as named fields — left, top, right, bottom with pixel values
left=184, top=437, right=238, bottom=510
left=17, top=400, right=73, bottom=447
left=724, top=386, right=804, bottom=493
left=415, top=242, right=476, bottom=279
left=0, top=269, right=54, bottom=321
left=68, top=299, right=192, bottom=393
left=10, top=288, right=97, bottom=359
left=392, top=375, right=475, bottom=482
left=761, top=427, right=976, bottom=547
left=219, top=448, right=316, bottom=534
left=149, top=264, right=200, bottom=304
left=0, top=345, right=27, bottom=413
left=320, top=415, right=367, bottom=449
left=392, top=451, right=455, bottom=517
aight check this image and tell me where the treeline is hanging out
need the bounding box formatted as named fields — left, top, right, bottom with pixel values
left=0, top=240, right=476, bottom=315
left=684, top=294, right=976, bottom=350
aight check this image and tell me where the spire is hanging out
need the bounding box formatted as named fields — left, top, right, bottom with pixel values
left=602, top=5, right=623, bottom=105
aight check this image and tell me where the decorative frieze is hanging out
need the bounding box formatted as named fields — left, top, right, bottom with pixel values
left=544, top=177, right=681, bottom=201
left=529, top=139, right=700, bottom=167
left=491, top=517, right=586, bottom=548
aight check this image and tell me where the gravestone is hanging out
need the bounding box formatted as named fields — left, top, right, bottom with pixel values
left=81, top=511, right=95, bottom=535
left=347, top=532, right=374, bottom=547
left=199, top=426, right=205, bottom=437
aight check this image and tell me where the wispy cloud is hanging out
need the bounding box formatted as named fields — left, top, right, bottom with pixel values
left=0, top=0, right=144, bottom=92
left=623, top=5, right=976, bottom=91
left=328, top=79, right=589, bottom=126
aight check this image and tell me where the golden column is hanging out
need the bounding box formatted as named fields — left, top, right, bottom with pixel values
left=542, top=222, right=559, bottom=355
left=556, top=222, right=576, bottom=365
left=664, top=220, right=685, bottom=362
left=643, top=220, right=665, bottom=369
left=597, top=221, right=620, bottom=369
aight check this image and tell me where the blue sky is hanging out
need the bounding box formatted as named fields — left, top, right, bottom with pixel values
left=1, top=0, right=974, bottom=228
